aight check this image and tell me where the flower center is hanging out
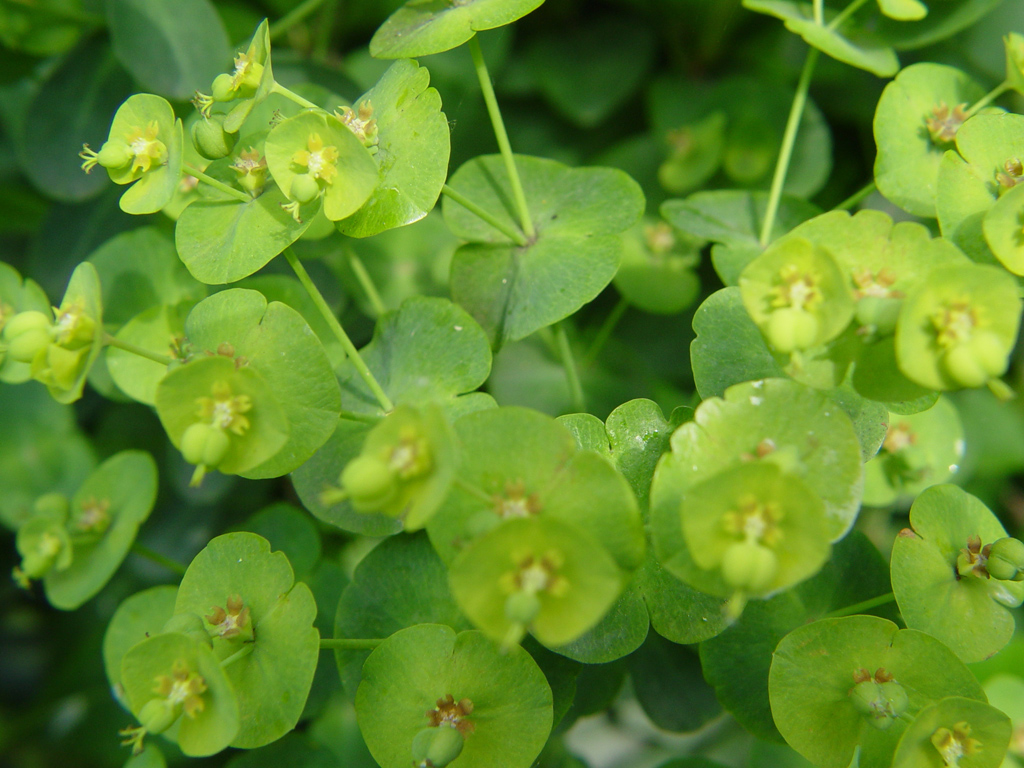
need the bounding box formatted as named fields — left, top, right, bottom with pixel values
left=723, top=495, right=782, bottom=546
left=771, top=265, right=822, bottom=312
left=932, top=300, right=980, bottom=349
left=426, top=694, right=475, bottom=735
left=925, top=102, right=968, bottom=145
left=195, top=380, right=252, bottom=435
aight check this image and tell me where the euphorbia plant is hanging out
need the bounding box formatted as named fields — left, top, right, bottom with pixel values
left=3, top=0, right=1024, bottom=767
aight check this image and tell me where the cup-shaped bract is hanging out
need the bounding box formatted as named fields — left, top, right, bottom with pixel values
left=42, top=450, right=158, bottom=610
left=154, top=355, right=289, bottom=483
left=264, top=110, right=379, bottom=222
left=891, top=484, right=1024, bottom=663
left=677, top=461, right=831, bottom=602
left=613, top=218, right=701, bottom=315
left=13, top=513, right=72, bottom=588
left=426, top=406, right=644, bottom=574
left=448, top=515, right=624, bottom=648
left=769, top=615, right=986, bottom=768
left=891, top=696, right=1011, bottom=768
left=209, top=20, right=275, bottom=135
left=27, top=261, right=104, bottom=404
left=341, top=403, right=456, bottom=530
left=172, top=532, right=319, bottom=749
left=873, top=63, right=985, bottom=218
left=0, top=262, right=50, bottom=384
left=355, top=624, right=553, bottom=768
left=80, top=93, right=184, bottom=215
left=1005, top=33, right=1024, bottom=98
left=104, top=585, right=179, bottom=710
left=862, top=396, right=964, bottom=507
left=895, top=264, right=1021, bottom=391
left=119, top=632, right=239, bottom=757
left=739, top=236, right=855, bottom=355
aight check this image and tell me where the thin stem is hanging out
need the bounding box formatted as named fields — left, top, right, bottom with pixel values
left=270, top=81, right=320, bottom=111
left=759, top=47, right=819, bottom=247
left=183, top=163, right=251, bottom=204
left=455, top=477, right=494, bottom=505
left=268, top=0, right=326, bottom=40
left=965, top=81, right=1011, bottom=118
left=320, top=638, right=384, bottom=650
left=104, top=333, right=174, bottom=366
left=468, top=36, right=535, bottom=239
left=283, top=248, right=394, bottom=412
left=220, top=644, right=254, bottom=668
left=441, top=184, right=528, bottom=246
left=585, top=297, right=629, bottom=365
left=835, top=181, right=876, bottom=211
left=823, top=592, right=895, bottom=619
left=131, top=544, right=187, bottom=576
left=813, top=0, right=824, bottom=25
left=346, top=248, right=387, bottom=317
left=339, top=409, right=383, bottom=424
left=555, top=323, right=586, bottom=413
left=827, top=0, right=872, bottom=32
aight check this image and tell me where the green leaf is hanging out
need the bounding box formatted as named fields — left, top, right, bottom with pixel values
left=891, top=484, right=1024, bottom=663
left=699, top=532, right=894, bottom=742
left=877, top=0, right=927, bottom=21
left=369, top=0, right=545, bottom=58
left=43, top=450, right=158, bottom=609
left=19, top=37, right=134, bottom=202
left=743, top=0, right=899, bottom=77
left=174, top=186, right=317, bottom=285
left=548, top=578, right=648, bottom=663
left=891, top=696, right=1011, bottom=768
left=356, top=625, right=552, bottom=768
left=120, top=632, right=240, bottom=756
left=336, top=60, right=451, bottom=238
left=185, top=288, right=342, bottom=477
left=769, top=615, right=986, bottom=768
left=87, top=227, right=205, bottom=327
left=445, top=154, right=644, bottom=348
left=103, top=585, right=178, bottom=709
left=628, top=631, right=721, bottom=733
left=876, top=0, right=1004, bottom=49
left=107, top=301, right=192, bottom=406
left=524, top=17, right=655, bottom=128
left=690, top=287, right=785, bottom=399
left=873, top=63, right=986, bottom=218
left=174, top=532, right=319, bottom=748
left=982, top=180, right=1024, bottom=274
left=635, top=551, right=729, bottom=644
left=106, top=0, right=230, bottom=101
left=334, top=532, right=471, bottom=698
left=47, top=260, right=105, bottom=404
left=661, top=191, right=821, bottom=286
left=243, top=502, right=322, bottom=579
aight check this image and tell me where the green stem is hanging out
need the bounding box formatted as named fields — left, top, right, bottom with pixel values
left=320, top=638, right=384, bottom=650
left=554, top=323, right=586, bottom=413
left=455, top=477, right=495, bottom=505
left=339, top=409, right=383, bottom=424
left=283, top=248, right=394, bottom=412
left=104, top=333, right=174, bottom=366
left=270, top=82, right=320, bottom=111
left=183, top=163, right=251, bottom=204
left=965, top=81, right=1011, bottom=118
left=468, top=36, right=535, bottom=239
left=268, top=0, right=326, bottom=40
left=441, top=184, right=528, bottom=246
left=827, top=0, right=872, bottom=32
left=813, top=0, right=825, bottom=25
left=220, top=643, right=254, bottom=668
left=823, top=592, right=895, bottom=619
left=585, top=297, right=629, bottom=365
left=131, top=544, right=187, bottom=576
left=835, top=181, right=876, bottom=211
left=759, top=47, right=819, bottom=247
left=346, top=248, right=387, bottom=317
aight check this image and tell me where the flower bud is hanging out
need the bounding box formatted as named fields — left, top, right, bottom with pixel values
left=211, top=73, right=236, bottom=103
left=411, top=726, right=465, bottom=768
left=96, top=140, right=133, bottom=170
left=721, top=540, right=778, bottom=593
left=38, top=344, right=87, bottom=389
left=33, top=492, right=69, bottom=521
left=3, top=310, right=52, bottom=363
left=341, top=454, right=398, bottom=513
left=191, top=115, right=238, bottom=160
left=766, top=306, right=819, bottom=354
left=137, top=697, right=179, bottom=735
left=855, top=295, right=902, bottom=335
left=504, top=590, right=542, bottom=625
left=986, top=537, right=1024, bottom=581
left=180, top=422, right=230, bottom=468
left=289, top=173, right=321, bottom=205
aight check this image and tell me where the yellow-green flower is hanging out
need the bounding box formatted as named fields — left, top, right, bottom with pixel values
left=291, top=133, right=339, bottom=185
